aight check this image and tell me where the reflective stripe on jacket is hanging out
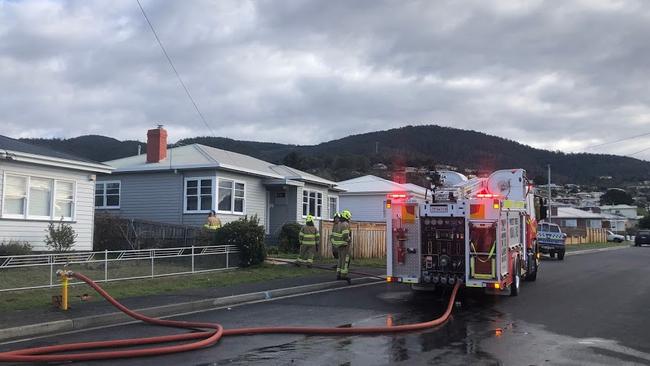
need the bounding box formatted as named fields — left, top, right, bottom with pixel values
left=330, top=221, right=351, bottom=247
left=299, top=226, right=320, bottom=246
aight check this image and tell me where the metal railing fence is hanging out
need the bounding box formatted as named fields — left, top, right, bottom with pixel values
left=0, top=245, right=240, bottom=292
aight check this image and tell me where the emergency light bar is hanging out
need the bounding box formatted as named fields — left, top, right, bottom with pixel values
left=387, top=193, right=408, bottom=199
left=476, top=193, right=500, bottom=198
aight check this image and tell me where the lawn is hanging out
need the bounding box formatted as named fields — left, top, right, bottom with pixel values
left=269, top=253, right=386, bottom=268
left=565, top=241, right=630, bottom=252
left=0, top=263, right=327, bottom=312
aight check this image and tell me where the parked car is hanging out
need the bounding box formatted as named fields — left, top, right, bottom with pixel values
left=606, top=230, right=625, bottom=243
left=635, top=230, right=650, bottom=246
left=537, top=223, right=566, bottom=260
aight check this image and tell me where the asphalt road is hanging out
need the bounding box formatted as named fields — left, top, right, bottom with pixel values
left=2, top=246, right=650, bottom=365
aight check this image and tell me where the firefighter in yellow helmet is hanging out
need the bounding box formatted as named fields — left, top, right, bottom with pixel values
left=331, top=209, right=352, bottom=284
left=296, top=214, right=320, bottom=267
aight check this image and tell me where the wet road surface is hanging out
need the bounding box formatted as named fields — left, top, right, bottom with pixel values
left=2, top=246, right=650, bottom=365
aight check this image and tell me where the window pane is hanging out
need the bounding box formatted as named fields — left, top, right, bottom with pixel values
left=106, top=183, right=120, bottom=194
left=95, top=195, right=104, bottom=207
left=235, top=183, right=244, bottom=197
left=6, top=176, right=27, bottom=197
left=303, top=203, right=308, bottom=216
left=329, top=197, right=337, bottom=219
left=309, top=195, right=316, bottom=216
left=187, top=180, right=197, bottom=188
left=317, top=204, right=321, bottom=218
left=55, top=201, right=73, bottom=218
left=95, top=183, right=104, bottom=194
left=106, top=195, right=120, bottom=207
left=57, top=182, right=74, bottom=200
left=186, top=196, right=198, bottom=211
left=219, top=180, right=233, bottom=189
left=200, top=179, right=212, bottom=195
left=200, top=196, right=212, bottom=211
left=234, top=198, right=244, bottom=213
left=186, top=186, right=197, bottom=195
left=218, top=180, right=233, bottom=211
left=29, top=178, right=52, bottom=216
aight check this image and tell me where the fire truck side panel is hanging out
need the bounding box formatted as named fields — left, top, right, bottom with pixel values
left=388, top=201, right=421, bottom=283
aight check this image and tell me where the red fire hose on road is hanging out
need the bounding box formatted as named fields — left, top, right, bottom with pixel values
left=0, top=271, right=460, bottom=363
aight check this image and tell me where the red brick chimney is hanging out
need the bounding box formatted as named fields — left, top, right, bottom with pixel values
left=146, top=125, right=168, bottom=163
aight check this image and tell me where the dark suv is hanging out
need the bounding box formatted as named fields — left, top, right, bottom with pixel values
left=635, top=230, right=650, bottom=247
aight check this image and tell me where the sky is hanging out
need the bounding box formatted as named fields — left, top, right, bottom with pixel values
left=1, top=0, right=650, bottom=158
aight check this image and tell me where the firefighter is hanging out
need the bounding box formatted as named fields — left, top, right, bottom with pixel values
left=331, top=209, right=352, bottom=284
left=296, top=214, right=319, bottom=267
left=330, top=212, right=341, bottom=260
left=203, top=210, right=221, bottom=230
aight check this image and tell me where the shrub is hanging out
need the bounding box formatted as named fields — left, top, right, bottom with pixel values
left=0, top=240, right=33, bottom=256
left=44, top=219, right=77, bottom=252
left=215, top=215, right=266, bottom=267
left=278, top=222, right=302, bottom=253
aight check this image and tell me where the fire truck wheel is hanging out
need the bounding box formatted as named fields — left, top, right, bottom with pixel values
left=510, top=258, right=520, bottom=297
left=557, top=250, right=565, bottom=260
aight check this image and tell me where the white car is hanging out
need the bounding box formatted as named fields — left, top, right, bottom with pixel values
left=606, top=230, right=625, bottom=243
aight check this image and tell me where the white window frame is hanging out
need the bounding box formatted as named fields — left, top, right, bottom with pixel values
left=328, top=195, right=339, bottom=220
left=184, top=177, right=214, bottom=214
left=1, top=172, right=77, bottom=222
left=95, top=180, right=121, bottom=210
left=302, top=189, right=323, bottom=219
left=217, top=178, right=246, bottom=215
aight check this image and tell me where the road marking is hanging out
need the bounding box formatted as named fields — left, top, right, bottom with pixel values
left=566, top=245, right=630, bottom=256
left=0, top=280, right=384, bottom=346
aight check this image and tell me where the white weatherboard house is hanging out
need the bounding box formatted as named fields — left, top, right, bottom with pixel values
left=96, top=127, right=342, bottom=236
left=337, top=175, right=428, bottom=222
left=0, top=135, right=112, bottom=251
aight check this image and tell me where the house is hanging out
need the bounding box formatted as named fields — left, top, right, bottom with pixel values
left=95, top=127, right=342, bottom=237
left=336, top=175, right=428, bottom=222
left=600, top=204, right=639, bottom=230
left=550, top=206, right=604, bottom=232
left=0, top=135, right=112, bottom=251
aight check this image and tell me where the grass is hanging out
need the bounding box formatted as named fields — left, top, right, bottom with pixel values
left=565, top=241, right=630, bottom=252
left=269, top=253, right=386, bottom=268
left=0, top=263, right=327, bottom=312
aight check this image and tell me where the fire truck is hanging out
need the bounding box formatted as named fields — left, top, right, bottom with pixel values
left=385, top=169, right=543, bottom=295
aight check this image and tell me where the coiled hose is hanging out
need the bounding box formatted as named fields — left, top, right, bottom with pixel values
left=0, top=272, right=460, bottom=363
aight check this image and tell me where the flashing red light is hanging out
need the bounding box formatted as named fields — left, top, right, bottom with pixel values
left=476, top=193, right=500, bottom=198
left=387, top=193, right=408, bottom=199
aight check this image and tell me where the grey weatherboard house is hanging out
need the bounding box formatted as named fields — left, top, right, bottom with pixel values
left=0, top=135, right=112, bottom=251
left=96, top=127, right=343, bottom=236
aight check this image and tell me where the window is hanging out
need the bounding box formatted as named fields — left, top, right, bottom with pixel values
left=302, top=189, right=323, bottom=218
left=2, top=173, right=76, bottom=220
left=328, top=196, right=338, bottom=219
left=185, top=178, right=212, bottom=212
left=95, top=181, right=121, bottom=209
left=218, top=179, right=245, bottom=214
left=561, top=220, right=576, bottom=228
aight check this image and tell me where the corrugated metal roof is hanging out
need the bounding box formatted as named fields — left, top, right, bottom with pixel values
left=555, top=207, right=603, bottom=219
left=104, top=144, right=337, bottom=186
left=337, top=175, right=426, bottom=196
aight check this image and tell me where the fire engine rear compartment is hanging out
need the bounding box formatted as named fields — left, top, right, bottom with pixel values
left=420, top=216, right=466, bottom=286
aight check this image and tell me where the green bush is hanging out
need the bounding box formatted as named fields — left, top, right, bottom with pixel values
left=44, top=219, right=77, bottom=252
left=278, top=222, right=302, bottom=253
left=215, top=215, right=266, bottom=267
left=0, top=240, right=33, bottom=256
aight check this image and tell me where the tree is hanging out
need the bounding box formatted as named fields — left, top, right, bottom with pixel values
left=639, top=214, right=650, bottom=229
left=599, top=188, right=634, bottom=205
left=44, top=219, right=77, bottom=252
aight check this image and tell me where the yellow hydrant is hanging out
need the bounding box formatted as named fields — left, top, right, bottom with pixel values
left=56, top=270, right=71, bottom=311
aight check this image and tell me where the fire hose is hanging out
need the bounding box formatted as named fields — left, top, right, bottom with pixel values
left=0, top=271, right=460, bottom=363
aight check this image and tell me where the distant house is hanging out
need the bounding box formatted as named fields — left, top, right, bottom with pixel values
left=599, top=204, right=639, bottom=230
left=96, top=127, right=342, bottom=237
left=0, top=135, right=112, bottom=251
left=550, top=206, right=604, bottom=231
left=336, top=175, right=428, bottom=222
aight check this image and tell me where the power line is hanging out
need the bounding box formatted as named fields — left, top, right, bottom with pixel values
left=583, top=131, right=650, bottom=150
left=627, top=146, right=650, bottom=156
left=136, top=0, right=216, bottom=137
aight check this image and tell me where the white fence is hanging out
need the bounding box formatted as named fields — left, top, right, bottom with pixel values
left=0, top=245, right=240, bottom=292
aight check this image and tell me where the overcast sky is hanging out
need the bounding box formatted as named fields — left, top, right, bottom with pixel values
left=1, top=0, right=650, bottom=158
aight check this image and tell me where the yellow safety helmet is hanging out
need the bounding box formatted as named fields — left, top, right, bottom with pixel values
left=340, top=210, right=352, bottom=220
left=333, top=212, right=341, bottom=219
left=305, top=214, right=315, bottom=223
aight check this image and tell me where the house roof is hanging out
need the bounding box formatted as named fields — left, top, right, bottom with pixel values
left=105, top=144, right=337, bottom=187
left=555, top=207, right=604, bottom=219
left=336, top=175, right=427, bottom=196
left=599, top=205, right=637, bottom=210
left=0, top=135, right=112, bottom=173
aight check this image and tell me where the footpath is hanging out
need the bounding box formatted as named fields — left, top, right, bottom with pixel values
left=0, top=265, right=385, bottom=342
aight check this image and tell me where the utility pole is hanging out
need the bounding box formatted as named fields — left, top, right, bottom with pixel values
left=547, top=164, right=553, bottom=222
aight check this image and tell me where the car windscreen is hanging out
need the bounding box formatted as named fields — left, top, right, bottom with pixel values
left=549, top=225, right=560, bottom=233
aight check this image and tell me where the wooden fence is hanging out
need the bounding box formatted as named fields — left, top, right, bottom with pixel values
left=564, top=228, right=608, bottom=245
left=318, top=221, right=386, bottom=259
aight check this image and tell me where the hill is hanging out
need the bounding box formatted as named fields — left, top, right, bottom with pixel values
left=19, top=125, right=650, bottom=185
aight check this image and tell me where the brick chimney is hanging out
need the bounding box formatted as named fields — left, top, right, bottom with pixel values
left=146, top=125, right=168, bottom=163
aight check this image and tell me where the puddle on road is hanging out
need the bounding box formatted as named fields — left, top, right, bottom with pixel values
left=197, top=290, right=650, bottom=366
